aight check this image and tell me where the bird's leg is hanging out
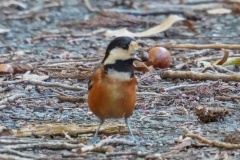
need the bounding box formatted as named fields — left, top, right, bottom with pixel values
left=88, top=118, right=104, bottom=145
left=125, top=117, right=137, bottom=142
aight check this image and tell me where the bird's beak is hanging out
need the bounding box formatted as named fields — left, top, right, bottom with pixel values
left=130, top=49, right=149, bottom=62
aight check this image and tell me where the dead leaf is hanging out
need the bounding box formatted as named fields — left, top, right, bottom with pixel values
left=207, top=8, right=232, bottom=14
left=183, top=20, right=198, bottom=35
left=104, top=15, right=185, bottom=37
left=12, top=63, right=33, bottom=73
left=0, top=64, right=14, bottom=73
left=15, top=73, right=49, bottom=81
left=133, top=61, right=153, bottom=73
left=0, top=126, right=13, bottom=136
left=170, top=140, right=191, bottom=150
left=212, top=49, right=229, bottom=65
left=0, top=28, right=10, bottom=34
left=223, top=57, right=240, bottom=66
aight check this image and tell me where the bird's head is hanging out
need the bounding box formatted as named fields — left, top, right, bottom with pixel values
left=102, top=37, right=149, bottom=65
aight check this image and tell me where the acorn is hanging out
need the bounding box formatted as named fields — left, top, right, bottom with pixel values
left=145, top=47, right=171, bottom=69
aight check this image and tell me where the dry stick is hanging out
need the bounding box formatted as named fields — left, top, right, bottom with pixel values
left=0, top=149, right=44, bottom=159
left=161, top=71, right=240, bottom=82
left=41, top=61, right=84, bottom=67
left=164, top=82, right=211, bottom=92
left=137, top=92, right=177, bottom=97
left=106, top=151, right=148, bottom=157
left=0, top=1, right=27, bottom=9
left=0, top=154, right=31, bottom=160
left=186, top=49, right=211, bottom=56
left=0, top=93, right=25, bottom=105
left=80, top=138, right=136, bottom=153
left=4, top=141, right=85, bottom=150
left=1, top=80, right=87, bottom=91
left=155, top=43, right=240, bottom=50
left=0, top=139, right=39, bottom=144
left=182, top=128, right=240, bottom=149
left=84, top=0, right=221, bottom=15
left=62, top=131, right=75, bottom=141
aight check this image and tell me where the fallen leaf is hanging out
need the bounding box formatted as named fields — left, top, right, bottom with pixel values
left=133, top=61, right=153, bottom=73
left=12, top=63, right=33, bottom=73
left=0, top=126, right=13, bottom=136
left=0, top=64, right=14, bottom=73
left=170, top=140, right=191, bottom=150
left=0, top=28, right=10, bottom=34
left=212, top=49, right=229, bottom=65
left=104, top=15, right=185, bottom=37
left=183, top=20, right=198, bottom=35
left=207, top=8, right=232, bottom=14
left=223, top=57, right=240, bottom=66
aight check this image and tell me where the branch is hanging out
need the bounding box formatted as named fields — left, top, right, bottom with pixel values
left=4, top=142, right=84, bottom=150
left=161, top=71, right=240, bottom=82
left=155, top=43, right=240, bottom=50
left=0, top=154, right=31, bottom=160
left=164, top=82, right=211, bottom=91
left=12, top=123, right=126, bottom=137
left=0, top=149, right=44, bottom=159
left=80, top=138, right=136, bottom=153
left=182, top=128, right=240, bottom=149
left=1, top=80, right=87, bottom=91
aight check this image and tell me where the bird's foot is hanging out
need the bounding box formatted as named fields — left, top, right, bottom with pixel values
left=130, top=135, right=139, bottom=144
left=87, top=136, right=99, bottom=146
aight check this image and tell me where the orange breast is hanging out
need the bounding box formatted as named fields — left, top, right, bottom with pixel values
left=87, top=68, right=137, bottom=119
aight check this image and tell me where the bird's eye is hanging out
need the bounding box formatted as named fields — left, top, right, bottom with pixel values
left=122, top=44, right=128, bottom=49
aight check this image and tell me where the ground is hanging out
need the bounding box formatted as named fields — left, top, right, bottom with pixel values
left=0, top=0, right=240, bottom=159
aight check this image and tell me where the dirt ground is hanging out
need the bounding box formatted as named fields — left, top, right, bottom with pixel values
left=0, top=0, right=240, bottom=159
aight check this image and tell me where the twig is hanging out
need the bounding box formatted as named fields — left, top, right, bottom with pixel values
left=186, top=49, right=212, bottom=56
left=80, top=138, right=136, bottom=153
left=1, top=80, right=87, bottom=91
left=83, top=0, right=98, bottom=12
left=106, top=151, right=148, bottom=157
left=161, top=70, right=240, bottom=82
left=58, top=95, right=85, bottom=103
left=0, top=1, right=27, bottom=9
left=41, top=61, right=84, bottom=67
left=62, top=131, right=75, bottom=141
left=137, top=92, right=177, bottom=97
left=222, top=93, right=240, bottom=99
left=164, top=82, right=211, bottom=91
left=0, top=154, right=31, bottom=160
left=4, top=142, right=84, bottom=150
left=0, top=149, right=44, bottom=159
left=155, top=43, right=240, bottom=50
left=11, top=123, right=126, bottom=137
left=83, top=0, right=221, bottom=15
left=0, top=93, right=25, bottom=105
left=0, top=139, right=39, bottom=144
left=182, top=128, right=240, bottom=149
left=215, top=96, right=236, bottom=101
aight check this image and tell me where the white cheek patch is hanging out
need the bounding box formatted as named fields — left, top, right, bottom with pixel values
left=107, top=69, right=131, bottom=81
left=104, top=48, right=130, bottom=65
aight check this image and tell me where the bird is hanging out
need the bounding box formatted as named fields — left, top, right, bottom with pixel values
left=87, top=36, right=149, bottom=145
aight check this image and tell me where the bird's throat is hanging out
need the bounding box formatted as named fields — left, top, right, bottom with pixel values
left=104, top=59, right=134, bottom=80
